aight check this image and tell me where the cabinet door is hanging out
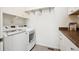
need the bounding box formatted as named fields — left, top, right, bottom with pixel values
left=0, top=8, right=3, bottom=38
left=59, top=32, right=66, bottom=51
left=59, top=39, right=64, bottom=51
left=59, top=35, right=69, bottom=51
left=59, top=31, right=79, bottom=51
left=65, top=37, right=79, bottom=51
left=59, top=31, right=73, bottom=51
left=0, top=41, right=3, bottom=51
left=63, top=37, right=72, bottom=51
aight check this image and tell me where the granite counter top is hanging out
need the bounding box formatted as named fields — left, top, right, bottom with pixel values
left=59, top=27, right=79, bottom=48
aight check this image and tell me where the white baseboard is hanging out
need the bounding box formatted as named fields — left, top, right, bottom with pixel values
left=36, top=42, right=59, bottom=49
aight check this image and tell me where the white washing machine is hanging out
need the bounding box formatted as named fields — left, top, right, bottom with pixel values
left=3, top=28, right=36, bottom=51
left=3, top=31, right=28, bottom=51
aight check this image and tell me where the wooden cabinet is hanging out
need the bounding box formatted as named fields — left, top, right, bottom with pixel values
left=68, top=7, right=79, bottom=15
left=59, top=31, right=79, bottom=51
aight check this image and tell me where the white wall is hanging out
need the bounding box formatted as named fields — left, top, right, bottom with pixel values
left=27, top=7, right=76, bottom=49
left=1, top=7, right=29, bottom=18
left=3, top=13, right=27, bottom=26
left=55, top=7, right=78, bottom=27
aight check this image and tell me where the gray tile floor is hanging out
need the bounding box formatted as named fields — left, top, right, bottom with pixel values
left=31, top=45, right=55, bottom=51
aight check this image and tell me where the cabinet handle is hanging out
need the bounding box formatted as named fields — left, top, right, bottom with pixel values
left=59, top=37, right=62, bottom=40
left=0, top=38, right=3, bottom=42
left=25, top=33, right=27, bottom=34
left=71, top=10, right=73, bottom=12
left=71, top=48, right=75, bottom=50
left=60, top=38, right=62, bottom=40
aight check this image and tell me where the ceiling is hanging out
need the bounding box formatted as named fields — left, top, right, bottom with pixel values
left=14, top=7, right=44, bottom=11
left=1, top=7, right=44, bottom=11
